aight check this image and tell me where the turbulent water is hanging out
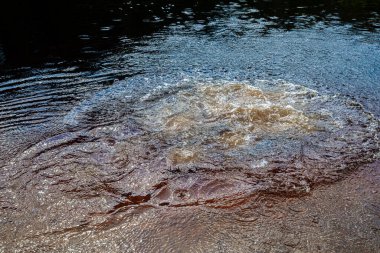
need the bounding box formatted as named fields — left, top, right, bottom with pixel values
left=0, top=77, right=379, bottom=251
left=1, top=1, right=380, bottom=252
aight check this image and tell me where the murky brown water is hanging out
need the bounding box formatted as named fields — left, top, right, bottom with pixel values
left=1, top=1, right=380, bottom=251
left=0, top=79, right=378, bottom=252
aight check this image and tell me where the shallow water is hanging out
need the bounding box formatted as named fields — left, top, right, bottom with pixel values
left=0, top=1, right=380, bottom=252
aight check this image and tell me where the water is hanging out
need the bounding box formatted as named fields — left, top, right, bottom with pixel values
left=0, top=1, right=380, bottom=252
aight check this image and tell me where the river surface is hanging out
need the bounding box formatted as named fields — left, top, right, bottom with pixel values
left=0, top=1, right=380, bottom=252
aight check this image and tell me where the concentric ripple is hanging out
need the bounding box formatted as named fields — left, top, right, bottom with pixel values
left=0, top=78, right=378, bottom=237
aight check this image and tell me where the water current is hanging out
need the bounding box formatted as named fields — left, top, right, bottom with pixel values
left=0, top=1, right=380, bottom=252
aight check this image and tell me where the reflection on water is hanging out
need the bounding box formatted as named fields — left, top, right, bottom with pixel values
left=0, top=0, right=380, bottom=252
left=0, top=0, right=379, bottom=66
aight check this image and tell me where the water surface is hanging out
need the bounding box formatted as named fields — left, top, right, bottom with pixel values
left=0, top=1, right=380, bottom=252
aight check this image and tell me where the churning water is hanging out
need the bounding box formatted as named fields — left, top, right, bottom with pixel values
left=0, top=1, right=380, bottom=252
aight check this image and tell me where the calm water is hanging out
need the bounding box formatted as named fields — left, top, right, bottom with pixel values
left=0, top=1, right=380, bottom=252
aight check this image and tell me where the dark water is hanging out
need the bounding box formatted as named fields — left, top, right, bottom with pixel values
left=0, top=1, right=380, bottom=252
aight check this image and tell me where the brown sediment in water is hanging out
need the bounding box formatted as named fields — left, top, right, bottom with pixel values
left=0, top=80, right=378, bottom=252
left=1, top=161, right=378, bottom=252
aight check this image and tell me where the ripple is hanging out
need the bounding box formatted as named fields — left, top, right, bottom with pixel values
left=1, top=78, right=378, bottom=228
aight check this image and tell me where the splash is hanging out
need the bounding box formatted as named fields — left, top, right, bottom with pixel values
left=0, top=79, right=378, bottom=237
